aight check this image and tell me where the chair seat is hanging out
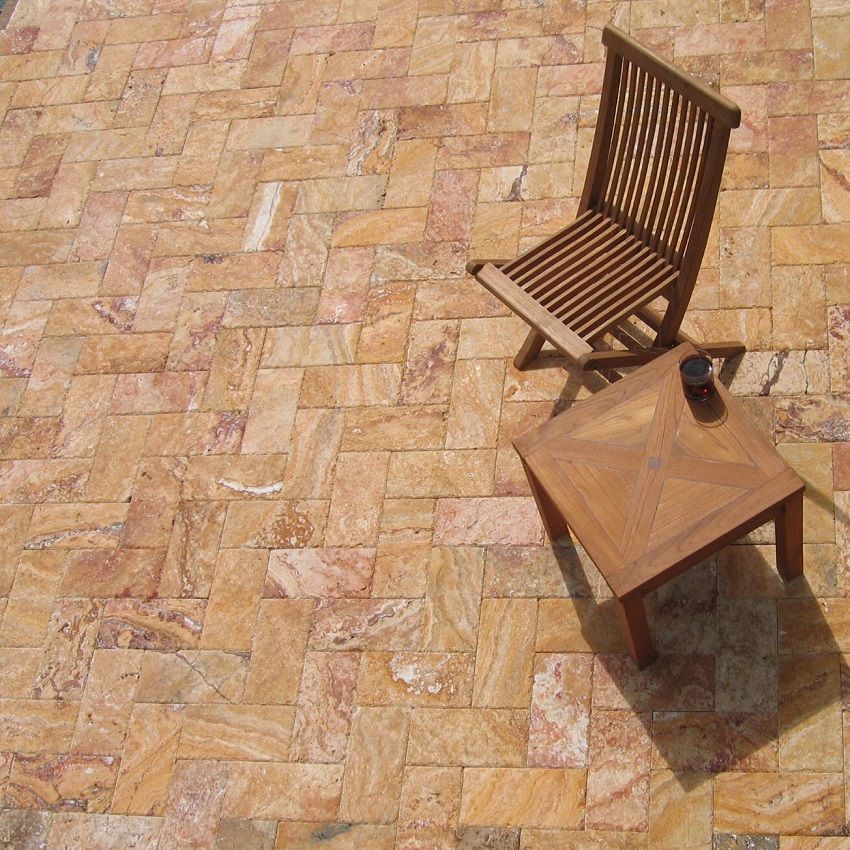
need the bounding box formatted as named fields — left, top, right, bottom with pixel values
left=498, top=209, right=680, bottom=345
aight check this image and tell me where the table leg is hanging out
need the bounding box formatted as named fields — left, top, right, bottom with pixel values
left=520, top=459, right=568, bottom=542
left=614, top=592, right=656, bottom=669
left=775, top=488, right=804, bottom=581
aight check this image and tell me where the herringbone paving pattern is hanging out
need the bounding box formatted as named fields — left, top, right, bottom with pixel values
left=0, top=0, right=848, bottom=846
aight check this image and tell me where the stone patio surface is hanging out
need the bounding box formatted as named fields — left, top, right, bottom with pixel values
left=0, top=0, right=848, bottom=846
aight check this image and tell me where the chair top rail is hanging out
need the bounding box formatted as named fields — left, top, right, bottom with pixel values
left=602, top=25, right=741, bottom=129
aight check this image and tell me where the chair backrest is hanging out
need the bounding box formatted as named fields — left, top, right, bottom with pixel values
left=580, top=26, right=740, bottom=343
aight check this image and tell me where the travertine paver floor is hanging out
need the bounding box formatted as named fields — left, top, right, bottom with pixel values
left=0, top=0, right=848, bottom=846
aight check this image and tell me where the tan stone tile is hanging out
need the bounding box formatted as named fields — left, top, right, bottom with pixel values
left=779, top=654, right=842, bottom=772
left=813, top=15, right=850, bottom=78
left=647, top=769, right=712, bottom=849
left=296, top=175, right=387, bottom=214
left=201, top=327, right=264, bottom=411
left=224, top=762, right=342, bottom=820
left=111, top=703, right=182, bottom=816
left=372, top=542, right=431, bottom=598
left=521, top=829, right=647, bottom=849
left=315, top=246, right=372, bottom=324
left=220, top=501, right=327, bottom=549
left=714, top=771, right=844, bottom=834
left=262, top=326, right=358, bottom=368
left=775, top=396, right=850, bottom=442
left=0, top=506, right=31, bottom=595
left=0, top=700, right=78, bottom=753
left=238, top=368, right=301, bottom=456
left=273, top=823, right=395, bottom=849
left=281, top=408, right=343, bottom=498
left=280, top=215, right=333, bottom=288
left=0, top=648, right=39, bottom=699
left=0, top=597, right=55, bottom=649
left=338, top=705, right=408, bottom=822
left=112, top=370, right=205, bottom=416
left=681, top=308, right=772, bottom=350
left=160, top=500, right=227, bottom=597
left=449, top=40, right=496, bottom=103
left=445, top=360, right=505, bottom=449
left=244, top=599, right=312, bottom=705
left=75, top=333, right=170, bottom=374
left=473, top=598, right=535, bottom=708
left=359, top=651, right=474, bottom=708
left=145, top=411, right=245, bottom=456
left=470, top=202, right=523, bottom=259
left=60, top=548, right=163, bottom=598
left=179, top=705, right=293, bottom=761
left=70, top=648, right=140, bottom=757
left=299, top=363, right=401, bottom=407
left=384, top=139, right=437, bottom=209
left=137, top=649, right=248, bottom=704
left=777, top=443, right=834, bottom=543
left=771, top=265, right=828, bottom=350
left=586, top=709, right=651, bottom=831
left=201, top=549, right=266, bottom=650
left=387, top=450, right=493, bottom=499
left=397, top=764, right=461, bottom=847
left=0, top=458, right=89, bottom=504
left=459, top=768, right=585, bottom=829
left=779, top=598, right=850, bottom=654
left=85, top=415, right=149, bottom=503
left=344, top=406, right=446, bottom=452
left=24, top=503, right=126, bottom=551
left=422, top=546, right=483, bottom=652
left=773, top=224, right=850, bottom=265
left=408, top=708, right=527, bottom=766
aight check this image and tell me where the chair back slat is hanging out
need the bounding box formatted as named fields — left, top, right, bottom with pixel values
left=580, top=25, right=738, bottom=326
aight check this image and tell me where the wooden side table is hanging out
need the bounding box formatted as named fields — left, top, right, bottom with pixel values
left=514, top=343, right=805, bottom=668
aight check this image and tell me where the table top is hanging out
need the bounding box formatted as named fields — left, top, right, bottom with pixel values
left=514, top=343, right=804, bottom=598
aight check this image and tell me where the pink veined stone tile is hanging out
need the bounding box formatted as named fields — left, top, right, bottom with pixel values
left=527, top=653, right=592, bottom=768
left=70, top=191, right=127, bottom=262
left=96, top=599, right=206, bottom=651
left=325, top=451, right=389, bottom=547
left=309, top=598, right=424, bottom=651
left=111, top=372, right=208, bottom=414
left=5, top=754, right=119, bottom=813
left=434, top=498, right=544, bottom=546
left=158, top=760, right=228, bottom=850
left=33, top=599, right=102, bottom=701
left=426, top=170, right=479, bottom=242
left=265, top=548, right=376, bottom=598
left=585, top=709, right=652, bottom=832
left=316, top=246, right=374, bottom=324
left=290, top=650, right=360, bottom=763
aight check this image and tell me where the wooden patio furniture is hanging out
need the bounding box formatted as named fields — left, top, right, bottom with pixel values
left=468, top=25, right=747, bottom=373
left=514, top=343, right=805, bottom=667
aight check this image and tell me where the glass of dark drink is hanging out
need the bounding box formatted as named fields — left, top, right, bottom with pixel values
left=679, top=351, right=715, bottom=402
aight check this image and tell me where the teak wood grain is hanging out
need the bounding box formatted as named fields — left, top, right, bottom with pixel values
left=514, top=344, right=805, bottom=667
left=468, top=25, right=746, bottom=373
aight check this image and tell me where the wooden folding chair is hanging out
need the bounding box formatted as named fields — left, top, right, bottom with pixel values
left=468, top=25, right=746, bottom=373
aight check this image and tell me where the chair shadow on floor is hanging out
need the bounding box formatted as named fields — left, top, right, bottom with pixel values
left=548, top=527, right=848, bottom=803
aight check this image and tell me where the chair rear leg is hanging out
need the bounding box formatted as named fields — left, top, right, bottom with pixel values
left=514, top=329, right=546, bottom=369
